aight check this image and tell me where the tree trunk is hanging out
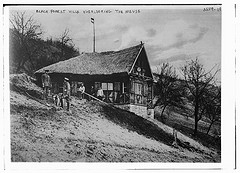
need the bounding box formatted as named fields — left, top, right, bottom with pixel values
left=194, top=119, right=198, bottom=136
left=206, top=121, right=214, bottom=135
left=161, top=105, right=167, bottom=123
left=193, top=100, right=199, bottom=136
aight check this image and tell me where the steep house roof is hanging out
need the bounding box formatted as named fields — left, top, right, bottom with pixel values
left=35, top=44, right=144, bottom=75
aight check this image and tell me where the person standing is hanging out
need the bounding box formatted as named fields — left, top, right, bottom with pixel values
left=63, top=77, right=71, bottom=111
left=97, top=86, right=104, bottom=100
left=78, top=83, right=85, bottom=100
left=41, top=70, right=51, bottom=100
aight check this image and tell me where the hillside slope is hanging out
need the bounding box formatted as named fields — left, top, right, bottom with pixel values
left=10, top=74, right=220, bottom=162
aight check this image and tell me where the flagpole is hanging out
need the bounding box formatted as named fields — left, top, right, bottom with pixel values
left=93, top=21, right=95, bottom=52
left=91, top=18, right=95, bottom=53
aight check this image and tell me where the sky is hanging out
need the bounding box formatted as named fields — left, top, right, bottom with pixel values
left=9, top=5, right=221, bottom=81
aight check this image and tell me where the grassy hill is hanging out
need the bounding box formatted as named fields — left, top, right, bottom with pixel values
left=154, top=106, right=221, bottom=151
left=10, top=73, right=220, bottom=162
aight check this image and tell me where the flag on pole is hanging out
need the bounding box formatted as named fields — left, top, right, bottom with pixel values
left=91, top=18, right=94, bottom=23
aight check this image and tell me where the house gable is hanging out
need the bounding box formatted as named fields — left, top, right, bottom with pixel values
left=129, top=45, right=153, bottom=79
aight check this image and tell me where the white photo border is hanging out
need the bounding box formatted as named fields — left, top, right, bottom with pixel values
left=1, top=0, right=236, bottom=172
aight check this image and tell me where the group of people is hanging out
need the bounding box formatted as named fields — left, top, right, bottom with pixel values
left=41, top=70, right=72, bottom=111
left=41, top=69, right=105, bottom=111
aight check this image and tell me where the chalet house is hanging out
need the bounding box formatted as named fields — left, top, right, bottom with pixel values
left=35, top=43, right=154, bottom=118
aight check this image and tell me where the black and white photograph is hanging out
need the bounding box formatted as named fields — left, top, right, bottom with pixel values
left=2, top=2, right=239, bottom=172
left=7, top=4, right=222, bottom=163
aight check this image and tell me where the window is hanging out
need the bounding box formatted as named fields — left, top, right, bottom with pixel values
left=114, top=82, right=120, bottom=91
left=102, top=83, right=108, bottom=90
left=94, top=82, right=129, bottom=104
left=130, top=81, right=145, bottom=105
left=101, top=83, right=114, bottom=103
left=108, top=83, right=113, bottom=90
left=134, top=83, right=141, bottom=95
left=102, top=83, right=113, bottom=90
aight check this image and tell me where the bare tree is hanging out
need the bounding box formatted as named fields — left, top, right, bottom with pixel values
left=10, top=11, right=43, bottom=74
left=154, top=63, right=185, bottom=122
left=58, top=28, right=73, bottom=60
left=181, top=58, right=219, bottom=136
left=203, top=86, right=221, bottom=135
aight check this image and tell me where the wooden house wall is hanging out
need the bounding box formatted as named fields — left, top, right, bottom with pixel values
left=35, top=72, right=131, bottom=103
left=128, top=46, right=154, bottom=108
left=129, top=76, right=153, bottom=107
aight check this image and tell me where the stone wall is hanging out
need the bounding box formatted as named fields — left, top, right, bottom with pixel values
left=115, top=104, right=154, bottom=119
left=129, top=104, right=147, bottom=118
